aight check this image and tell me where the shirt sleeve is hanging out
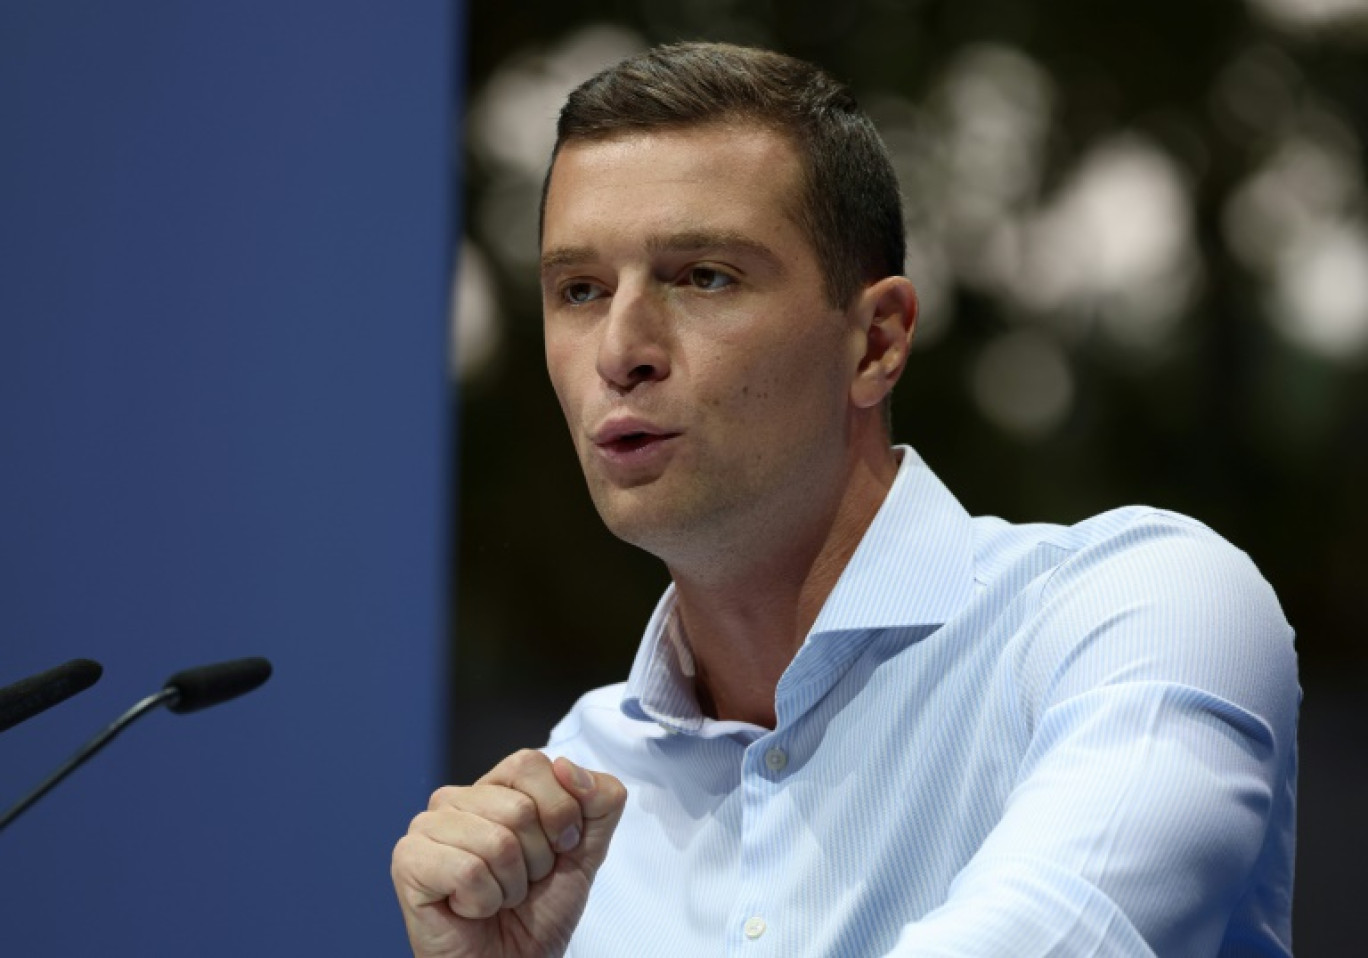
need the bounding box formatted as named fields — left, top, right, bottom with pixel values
left=885, top=513, right=1299, bottom=957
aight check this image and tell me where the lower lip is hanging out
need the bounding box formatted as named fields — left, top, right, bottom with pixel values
left=593, top=433, right=680, bottom=471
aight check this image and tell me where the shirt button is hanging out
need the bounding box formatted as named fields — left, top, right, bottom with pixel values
left=744, top=916, right=767, bottom=939
left=764, top=747, right=788, bottom=773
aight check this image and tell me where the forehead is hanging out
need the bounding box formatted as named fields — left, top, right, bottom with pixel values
left=541, top=124, right=808, bottom=248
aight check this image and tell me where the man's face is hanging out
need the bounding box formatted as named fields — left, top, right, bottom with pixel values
left=540, top=124, right=863, bottom=566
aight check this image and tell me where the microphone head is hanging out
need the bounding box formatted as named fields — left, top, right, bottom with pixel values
left=60, top=659, right=104, bottom=693
left=0, top=659, right=104, bottom=732
left=164, top=657, right=272, bottom=714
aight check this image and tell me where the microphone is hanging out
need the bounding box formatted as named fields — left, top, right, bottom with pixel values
left=0, top=656, right=272, bottom=833
left=164, top=657, right=273, bottom=713
left=0, top=659, right=104, bottom=733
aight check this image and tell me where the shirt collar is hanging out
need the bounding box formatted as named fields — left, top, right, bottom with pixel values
left=808, top=444, right=977, bottom=635
left=621, top=445, right=978, bottom=732
left=621, top=585, right=706, bottom=733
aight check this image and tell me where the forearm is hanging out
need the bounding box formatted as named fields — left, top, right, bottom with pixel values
left=880, top=681, right=1291, bottom=957
left=884, top=857, right=1155, bottom=957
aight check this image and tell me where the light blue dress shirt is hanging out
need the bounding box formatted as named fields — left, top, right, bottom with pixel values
left=545, top=446, right=1298, bottom=956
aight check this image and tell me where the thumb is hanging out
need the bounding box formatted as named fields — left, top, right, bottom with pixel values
left=552, top=757, right=627, bottom=873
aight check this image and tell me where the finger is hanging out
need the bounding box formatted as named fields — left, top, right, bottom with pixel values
left=391, top=829, right=503, bottom=920
left=550, top=757, right=628, bottom=871
left=552, top=756, right=628, bottom=822
left=439, top=783, right=557, bottom=884
left=415, top=807, right=530, bottom=907
left=478, top=749, right=585, bottom=856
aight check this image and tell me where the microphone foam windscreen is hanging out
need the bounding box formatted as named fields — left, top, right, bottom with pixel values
left=165, top=657, right=272, bottom=714
left=0, top=659, right=103, bottom=732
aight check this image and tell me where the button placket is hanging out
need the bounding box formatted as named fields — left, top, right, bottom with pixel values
left=734, top=735, right=790, bottom=954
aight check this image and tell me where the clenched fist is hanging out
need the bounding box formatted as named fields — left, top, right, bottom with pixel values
left=391, top=750, right=628, bottom=958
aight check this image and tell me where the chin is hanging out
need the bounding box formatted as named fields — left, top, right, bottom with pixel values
left=595, top=503, right=674, bottom=553
left=591, top=491, right=697, bottom=555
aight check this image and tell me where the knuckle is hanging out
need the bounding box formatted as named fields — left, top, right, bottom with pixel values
left=489, top=827, right=523, bottom=870
left=427, top=785, right=463, bottom=811
left=451, top=852, right=490, bottom=891
left=406, top=810, right=432, bottom=835
left=504, top=748, right=551, bottom=778
left=503, top=791, right=539, bottom=830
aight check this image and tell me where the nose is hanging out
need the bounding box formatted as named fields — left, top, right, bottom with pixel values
left=596, top=283, right=671, bottom=392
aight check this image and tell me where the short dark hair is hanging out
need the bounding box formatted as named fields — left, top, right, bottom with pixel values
left=540, top=42, right=905, bottom=308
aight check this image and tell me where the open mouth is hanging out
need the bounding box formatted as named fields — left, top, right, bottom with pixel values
left=591, top=417, right=681, bottom=460
left=608, top=432, right=660, bottom=453
left=594, top=429, right=681, bottom=459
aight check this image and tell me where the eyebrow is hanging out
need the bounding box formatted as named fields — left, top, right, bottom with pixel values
left=540, top=230, right=784, bottom=275
left=540, top=245, right=596, bottom=273
left=646, top=230, right=783, bottom=271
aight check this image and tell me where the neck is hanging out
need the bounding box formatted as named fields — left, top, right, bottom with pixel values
left=668, top=441, right=899, bottom=728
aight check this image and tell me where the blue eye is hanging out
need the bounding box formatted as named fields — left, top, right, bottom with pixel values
left=563, top=282, right=603, bottom=305
left=688, top=267, right=733, bottom=291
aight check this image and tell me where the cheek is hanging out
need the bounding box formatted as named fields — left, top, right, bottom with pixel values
left=693, top=357, right=813, bottom=429
left=688, top=346, right=769, bottom=413
left=724, top=333, right=841, bottom=411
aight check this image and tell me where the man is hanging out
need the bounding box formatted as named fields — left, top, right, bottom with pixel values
left=392, top=43, right=1298, bottom=957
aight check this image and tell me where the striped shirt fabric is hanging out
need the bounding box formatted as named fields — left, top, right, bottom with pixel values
left=545, top=446, right=1299, bottom=957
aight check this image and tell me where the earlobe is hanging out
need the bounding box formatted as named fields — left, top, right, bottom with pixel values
left=850, top=277, right=918, bottom=410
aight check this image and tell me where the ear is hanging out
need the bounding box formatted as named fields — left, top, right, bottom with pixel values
left=849, top=276, right=918, bottom=411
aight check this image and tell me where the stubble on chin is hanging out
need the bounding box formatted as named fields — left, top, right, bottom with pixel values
left=582, top=460, right=760, bottom=570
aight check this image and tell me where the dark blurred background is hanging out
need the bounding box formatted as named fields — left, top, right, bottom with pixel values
left=448, top=1, right=1368, bottom=954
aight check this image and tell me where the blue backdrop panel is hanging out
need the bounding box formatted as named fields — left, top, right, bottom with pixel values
left=0, top=2, right=453, bottom=954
